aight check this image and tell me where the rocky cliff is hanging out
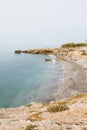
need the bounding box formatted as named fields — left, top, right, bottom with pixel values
left=0, top=94, right=87, bottom=130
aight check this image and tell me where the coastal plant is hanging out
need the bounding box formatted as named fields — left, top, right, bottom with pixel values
left=53, top=101, right=67, bottom=105
left=82, top=128, right=87, bottom=130
left=70, top=93, right=87, bottom=100
left=27, top=112, right=44, bottom=122
left=61, top=42, right=87, bottom=48
left=25, top=103, right=32, bottom=107
left=66, top=127, right=72, bottom=130
left=47, top=104, right=69, bottom=112
left=75, top=93, right=86, bottom=98
left=0, top=116, right=8, bottom=119
left=25, top=125, right=37, bottom=130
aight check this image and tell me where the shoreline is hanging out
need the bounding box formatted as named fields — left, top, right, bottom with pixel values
left=1, top=46, right=87, bottom=108
left=1, top=47, right=87, bottom=108
left=14, top=46, right=87, bottom=101
left=0, top=47, right=87, bottom=129
left=54, top=58, right=87, bottom=100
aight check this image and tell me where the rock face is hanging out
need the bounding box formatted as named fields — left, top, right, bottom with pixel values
left=45, top=58, right=51, bottom=61
left=22, top=48, right=55, bottom=55
left=15, top=50, right=22, bottom=54
left=56, top=47, right=87, bottom=60
left=0, top=94, right=87, bottom=130
left=15, top=47, right=87, bottom=60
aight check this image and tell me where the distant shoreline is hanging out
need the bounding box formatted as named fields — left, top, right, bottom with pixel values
left=14, top=46, right=87, bottom=101
left=15, top=46, right=87, bottom=60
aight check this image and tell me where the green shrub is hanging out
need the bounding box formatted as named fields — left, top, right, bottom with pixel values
left=61, top=43, right=87, bottom=48
left=47, top=104, right=69, bottom=112
left=25, top=104, right=32, bottom=107
left=25, top=125, right=37, bottom=130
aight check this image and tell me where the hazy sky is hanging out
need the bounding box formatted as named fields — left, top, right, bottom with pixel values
left=0, top=0, right=87, bottom=49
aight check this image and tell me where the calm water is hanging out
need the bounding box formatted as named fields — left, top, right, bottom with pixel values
left=0, top=51, right=64, bottom=108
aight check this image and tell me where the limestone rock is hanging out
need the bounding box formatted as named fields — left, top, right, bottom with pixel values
left=45, top=58, right=51, bottom=61
left=15, top=50, right=22, bottom=54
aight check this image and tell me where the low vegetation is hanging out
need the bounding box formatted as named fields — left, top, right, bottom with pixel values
left=27, top=112, right=44, bottom=121
left=61, top=42, right=87, bottom=48
left=0, top=116, right=8, bottom=119
left=66, top=128, right=72, bottom=130
left=68, top=93, right=87, bottom=101
left=25, top=125, right=37, bottom=130
left=74, top=93, right=87, bottom=98
left=25, top=103, right=32, bottom=107
left=61, top=93, right=87, bottom=105
left=47, top=104, right=69, bottom=112
left=82, top=128, right=87, bottom=130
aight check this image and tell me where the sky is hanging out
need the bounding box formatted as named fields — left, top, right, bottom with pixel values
left=0, top=0, right=87, bottom=50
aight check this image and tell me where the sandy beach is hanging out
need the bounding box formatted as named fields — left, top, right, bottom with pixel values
left=54, top=58, right=87, bottom=100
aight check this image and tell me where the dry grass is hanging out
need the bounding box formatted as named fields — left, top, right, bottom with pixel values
left=27, top=112, right=44, bottom=122
left=47, top=94, right=87, bottom=112
left=66, top=128, right=72, bottom=130
left=52, top=94, right=87, bottom=106
left=66, top=93, right=87, bottom=104
left=49, top=94, right=87, bottom=106
left=72, top=93, right=87, bottom=98
left=0, top=116, right=8, bottom=119
left=82, top=128, right=87, bottom=130
left=25, top=125, right=37, bottom=130
left=52, top=101, right=67, bottom=105
left=25, top=104, right=32, bottom=107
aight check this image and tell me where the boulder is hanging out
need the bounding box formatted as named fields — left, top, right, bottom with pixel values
left=45, top=58, right=51, bottom=61
left=15, top=50, right=22, bottom=54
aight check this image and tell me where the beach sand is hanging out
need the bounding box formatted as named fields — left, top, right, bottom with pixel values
left=54, top=58, right=87, bottom=100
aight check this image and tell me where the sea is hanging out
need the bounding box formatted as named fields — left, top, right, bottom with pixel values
left=0, top=48, right=64, bottom=108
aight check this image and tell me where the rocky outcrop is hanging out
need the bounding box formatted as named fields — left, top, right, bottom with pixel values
left=45, top=58, right=51, bottom=61
left=56, top=47, right=87, bottom=60
left=0, top=94, right=87, bottom=130
left=15, top=47, right=87, bottom=60
left=22, top=48, right=55, bottom=55
left=15, top=50, right=22, bottom=54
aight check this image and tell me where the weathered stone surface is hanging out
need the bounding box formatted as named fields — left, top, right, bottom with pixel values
left=14, top=46, right=87, bottom=60
left=45, top=58, right=51, bottom=61
left=0, top=94, right=87, bottom=130
left=22, top=48, right=55, bottom=55
left=15, top=50, right=22, bottom=54
left=20, top=47, right=87, bottom=60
